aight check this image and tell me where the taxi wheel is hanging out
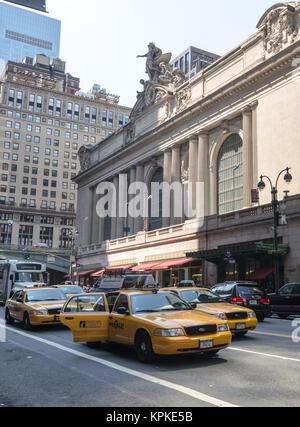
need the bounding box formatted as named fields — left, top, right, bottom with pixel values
left=5, top=309, right=14, bottom=325
left=135, top=331, right=154, bottom=363
left=23, top=312, right=33, bottom=331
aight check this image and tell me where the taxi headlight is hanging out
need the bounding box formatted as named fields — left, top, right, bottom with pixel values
left=32, top=310, right=48, bottom=316
left=154, top=328, right=185, bottom=337
left=215, top=313, right=227, bottom=320
left=217, top=324, right=230, bottom=332
left=248, top=312, right=257, bottom=319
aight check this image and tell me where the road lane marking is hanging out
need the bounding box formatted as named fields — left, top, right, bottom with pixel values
left=229, top=347, right=300, bottom=363
left=0, top=325, right=238, bottom=408
left=250, top=331, right=292, bottom=339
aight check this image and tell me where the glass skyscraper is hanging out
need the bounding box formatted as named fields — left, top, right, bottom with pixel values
left=0, top=1, right=61, bottom=73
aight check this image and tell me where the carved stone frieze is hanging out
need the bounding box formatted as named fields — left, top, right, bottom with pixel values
left=258, top=3, right=299, bottom=56
left=78, top=145, right=93, bottom=172
left=175, top=86, right=192, bottom=114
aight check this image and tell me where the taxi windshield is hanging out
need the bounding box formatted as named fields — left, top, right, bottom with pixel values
left=180, top=289, right=224, bottom=304
left=15, top=272, right=44, bottom=283
left=26, top=289, right=66, bottom=302
left=131, top=293, right=191, bottom=314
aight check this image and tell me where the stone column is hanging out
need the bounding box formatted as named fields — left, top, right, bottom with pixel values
left=128, top=167, right=136, bottom=236
left=88, top=186, right=95, bottom=245
left=110, top=176, right=119, bottom=240
left=242, top=106, right=253, bottom=208
left=170, top=145, right=181, bottom=225
left=198, top=131, right=209, bottom=217
left=134, top=165, right=145, bottom=234
left=91, top=186, right=100, bottom=244
left=188, top=135, right=199, bottom=219
left=116, top=174, right=126, bottom=238
left=162, top=150, right=172, bottom=228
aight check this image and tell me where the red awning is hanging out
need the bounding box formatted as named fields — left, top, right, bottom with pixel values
left=130, top=262, right=163, bottom=272
left=65, top=269, right=98, bottom=279
left=152, top=258, right=199, bottom=270
left=91, top=269, right=105, bottom=277
left=247, top=267, right=275, bottom=280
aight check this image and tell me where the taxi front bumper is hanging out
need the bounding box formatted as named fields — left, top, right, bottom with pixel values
left=29, top=313, right=61, bottom=326
left=152, top=331, right=232, bottom=355
left=227, top=317, right=258, bottom=333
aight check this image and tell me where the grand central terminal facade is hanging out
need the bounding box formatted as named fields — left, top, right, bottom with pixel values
left=74, top=2, right=300, bottom=287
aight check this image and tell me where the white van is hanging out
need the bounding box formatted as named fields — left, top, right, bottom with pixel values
left=96, top=274, right=156, bottom=291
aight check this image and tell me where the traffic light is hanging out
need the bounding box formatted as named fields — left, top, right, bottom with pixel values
left=24, top=253, right=31, bottom=260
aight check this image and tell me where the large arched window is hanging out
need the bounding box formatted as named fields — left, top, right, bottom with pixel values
left=148, top=167, right=163, bottom=231
left=217, top=134, right=243, bottom=215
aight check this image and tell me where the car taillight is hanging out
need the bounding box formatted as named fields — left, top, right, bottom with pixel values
left=260, top=298, right=270, bottom=304
left=231, top=297, right=247, bottom=304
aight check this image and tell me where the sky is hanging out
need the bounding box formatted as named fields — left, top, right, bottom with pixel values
left=47, top=0, right=277, bottom=108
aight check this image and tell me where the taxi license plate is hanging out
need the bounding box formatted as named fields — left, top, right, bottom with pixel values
left=249, top=300, right=258, bottom=305
left=200, top=339, right=213, bottom=349
left=236, top=322, right=246, bottom=330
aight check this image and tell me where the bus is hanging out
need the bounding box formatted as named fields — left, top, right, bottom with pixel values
left=0, top=260, right=47, bottom=304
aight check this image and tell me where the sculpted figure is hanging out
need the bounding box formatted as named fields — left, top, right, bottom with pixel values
left=137, top=43, right=163, bottom=83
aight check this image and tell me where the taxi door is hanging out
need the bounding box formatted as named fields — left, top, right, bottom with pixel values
left=108, top=294, right=130, bottom=344
left=9, top=291, right=25, bottom=321
left=60, top=293, right=109, bottom=343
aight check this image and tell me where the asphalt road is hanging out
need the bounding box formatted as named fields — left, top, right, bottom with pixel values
left=0, top=307, right=299, bottom=408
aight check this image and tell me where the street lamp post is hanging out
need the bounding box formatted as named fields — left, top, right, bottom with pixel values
left=258, top=167, right=292, bottom=295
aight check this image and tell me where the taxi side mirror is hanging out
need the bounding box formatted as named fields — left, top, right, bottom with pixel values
left=190, top=303, right=197, bottom=310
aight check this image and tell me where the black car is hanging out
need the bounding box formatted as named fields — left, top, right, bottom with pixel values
left=211, top=281, right=271, bottom=322
left=268, top=283, right=300, bottom=318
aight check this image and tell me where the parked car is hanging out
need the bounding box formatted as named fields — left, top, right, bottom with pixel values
left=165, top=287, right=258, bottom=336
left=211, top=281, right=271, bottom=322
left=268, top=283, right=300, bottom=318
left=5, top=287, right=67, bottom=329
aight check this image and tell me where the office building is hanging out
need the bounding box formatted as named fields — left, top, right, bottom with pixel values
left=0, top=0, right=60, bottom=73
left=0, top=55, right=131, bottom=253
left=171, top=46, right=220, bottom=80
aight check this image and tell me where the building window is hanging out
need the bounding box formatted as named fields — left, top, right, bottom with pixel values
left=102, top=110, right=107, bottom=127
left=8, top=89, right=15, bottom=107
left=60, top=228, right=73, bottom=249
left=217, top=134, right=243, bottom=215
left=19, top=225, right=33, bottom=246
left=74, top=104, right=79, bottom=121
left=39, top=227, right=53, bottom=248
left=48, top=98, right=54, bottom=116
left=0, top=223, right=12, bottom=244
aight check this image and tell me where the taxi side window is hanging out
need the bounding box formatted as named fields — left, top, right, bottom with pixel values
left=64, top=295, right=107, bottom=313
left=106, top=294, right=119, bottom=313
left=11, top=291, right=21, bottom=301
left=113, top=294, right=129, bottom=314
left=16, top=291, right=24, bottom=303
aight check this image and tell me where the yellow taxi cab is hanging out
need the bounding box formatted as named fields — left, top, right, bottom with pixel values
left=60, top=289, right=232, bottom=363
left=165, top=287, right=258, bottom=336
left=5, top=287, right=67, bottom=330
left=52, top=284, right=85, bottom=298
